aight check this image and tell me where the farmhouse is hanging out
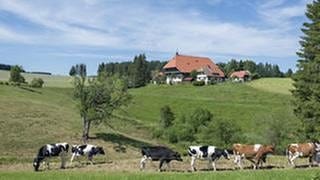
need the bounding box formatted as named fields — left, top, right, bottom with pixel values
left=230, top=70, right=251, bottom=82
left=163, top=53, right=225, bottom=84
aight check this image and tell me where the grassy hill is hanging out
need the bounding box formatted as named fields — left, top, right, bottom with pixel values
left=122, top=78, right=299, bottom=142
left=1, top=73, right=312, bottom=177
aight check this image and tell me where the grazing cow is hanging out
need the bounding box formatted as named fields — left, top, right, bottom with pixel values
left=233, top=143, right=275, bottom=170
left=188, top=145, right=230, bottom=171
left=70, top=144, right=105, bottom=165
left=33, top=142, right=69, bottom=171
left=140, top=146, right=183, bottom=171
left=287, top=142, right=320, bottom=167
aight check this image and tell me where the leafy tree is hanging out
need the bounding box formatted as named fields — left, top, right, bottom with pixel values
left=238, top=60, right=244, bottom=70
left=172, top=115, right=195, bottom=142
left=199, top=120, right=244, bottom=147
left=217, top=62, right=227, bottom=75
left=285, top=69, right=293, bottom=77
left=188, top=108, right=213, bottom=133
left=292, top=0, right=320, bottom=140
left=9, top=65, right=25, bottom=83
left=159, top=105, right=175, bottom=129
left=226, top=59, right=238, bottom=76
left=69, top=66, right=76, bottom=76
left=190, top=70, right=198, bottom=80
left=261, top=116, right=303, bottom=153
left=128, top=54, right=148, bottom=88
left=243, top=60, right=257, bottom=73
left=73, top=64, right=131, bottom=143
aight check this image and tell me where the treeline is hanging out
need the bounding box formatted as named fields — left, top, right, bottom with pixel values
left=95, top=54, right=166, bottom=88
left=217, top=59, right=293, bottom=78
left=0, top=63, right=25, bottom=72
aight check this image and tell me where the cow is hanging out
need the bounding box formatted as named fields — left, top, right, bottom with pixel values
left=70, top=144, right=105, bottom=165
left=188, top=145, right=230, bottom=171
left=232, top=143, right=275, bottom=170
left=140, top=146, right=183, bottom=171
left=33, top=142, right=69, bottom=171
left=287, top=142, right=320, bottom=167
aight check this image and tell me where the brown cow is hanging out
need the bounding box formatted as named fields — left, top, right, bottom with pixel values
left=233, top=143, right=275, bottom=170
left=287, top=143, right=319, bottom=167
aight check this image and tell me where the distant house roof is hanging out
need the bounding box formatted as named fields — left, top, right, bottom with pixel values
left=230, top=71, right=250, bottom=78
left=163, top=54, right=225, bottom=77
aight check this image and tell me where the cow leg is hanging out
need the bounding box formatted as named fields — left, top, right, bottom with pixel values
left=235, top=155, right=243, bottom=170
left=60, top=153, right=66, bottom=169
left=309, top=156, right=313, bottom=168
left=45, top=158, right=50, bottom=170
left=190, top=156, right=196, bottom=171
left=208, top=159, right=212, bottom=170
left=166, top=160, right=171, bottom=170
left=289, top=153, right=299, bottom=167
left=140, top=156, right=148, bottom=170
left=159, top=159, right=165, bottom=172
left=287, top=152, right=293, bottom=165
left=70, top=153, right=76, bottom=166
left=87, top=155, right=94, bottom=165
left=247, top=158, right=256, bottom=170
left=212, top=159, right=217, bottom=171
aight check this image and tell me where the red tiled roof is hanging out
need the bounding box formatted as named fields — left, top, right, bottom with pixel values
left=230, top=71, right=250, bottom=78
left=163, top=54, right=225, bottom=77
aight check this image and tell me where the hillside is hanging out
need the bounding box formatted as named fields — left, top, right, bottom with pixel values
left=122, top=79, right=298, bottom=139
left=0, top=75, right=300, bottom=164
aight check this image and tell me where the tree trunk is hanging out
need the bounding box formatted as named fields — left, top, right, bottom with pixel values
left=82, top=115, right=91, bottom=144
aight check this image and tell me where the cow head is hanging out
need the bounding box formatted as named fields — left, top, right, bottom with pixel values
left=174, top=152, right=183, bottom=161
left=71, top=145, right=78, bottom=153
left=33, top=157, right=41, bottom=171
left=265, top=144, right=275, bottom=154
left=96, top=146, right=105, bottom=155
left=223, top=149, right=231, bottom=160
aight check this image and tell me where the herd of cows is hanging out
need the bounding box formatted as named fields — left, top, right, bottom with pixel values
left=33, top=142, right=320, bottom=172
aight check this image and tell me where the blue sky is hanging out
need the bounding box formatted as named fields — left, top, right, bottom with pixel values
left=0, top=0, right=311, bottom=75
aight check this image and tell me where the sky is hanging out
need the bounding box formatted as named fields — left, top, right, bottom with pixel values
left=0, top=0, right=312, bottom=75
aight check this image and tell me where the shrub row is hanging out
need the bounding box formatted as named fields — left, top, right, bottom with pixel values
left=0, top=78, right=44, bottom=88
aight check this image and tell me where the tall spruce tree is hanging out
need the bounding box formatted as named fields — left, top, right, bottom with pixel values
left=292, top=0, right=320, bottom=139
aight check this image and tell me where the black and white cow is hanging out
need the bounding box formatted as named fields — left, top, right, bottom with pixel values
left=140, top=146, right=183, bottom=171
left=70, top=144, right=105, bottom=165
left=188, top=145, right=230, bottom=171
left=33, top=142, right=69, bottom=171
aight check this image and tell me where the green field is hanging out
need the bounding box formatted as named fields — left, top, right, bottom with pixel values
left=0, top=70, right=73, bottom=88
left=0, top=169, right=319, bottom=180
left=0, top=72, right=316, bottom=179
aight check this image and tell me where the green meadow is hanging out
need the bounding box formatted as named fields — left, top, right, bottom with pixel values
left=0, top=70, right=315, bottom=179
left=0, top=168, right=319, bottom=180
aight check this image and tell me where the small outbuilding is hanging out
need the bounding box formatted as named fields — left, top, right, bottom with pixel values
left=230, top=70, right=251, bottom=82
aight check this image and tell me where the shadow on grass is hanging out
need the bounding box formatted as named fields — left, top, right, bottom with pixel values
left=95, top=132, right=153, bottom=152
left=19, top=86, right=42, bottom=94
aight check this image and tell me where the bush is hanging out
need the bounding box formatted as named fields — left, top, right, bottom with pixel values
left=0, top=81, right=3, bottom=85
left=9, top=65, right=25, bottom=83
left=188, top=108, right=213, bottom=133
left=193, top=81, right=205, bottom=86
left=167, top=127, right=178, bottom=143
left=152, top=128, right=163, bottom=139
left=30, top=78, right=44, bottom=88
left=4, top=81, right=9, bottom=85
left=160, top=105, right=175, bottom=128
left=251, top=73, right=260, bottom=80
left=197, top=119, right=244, bottom=147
